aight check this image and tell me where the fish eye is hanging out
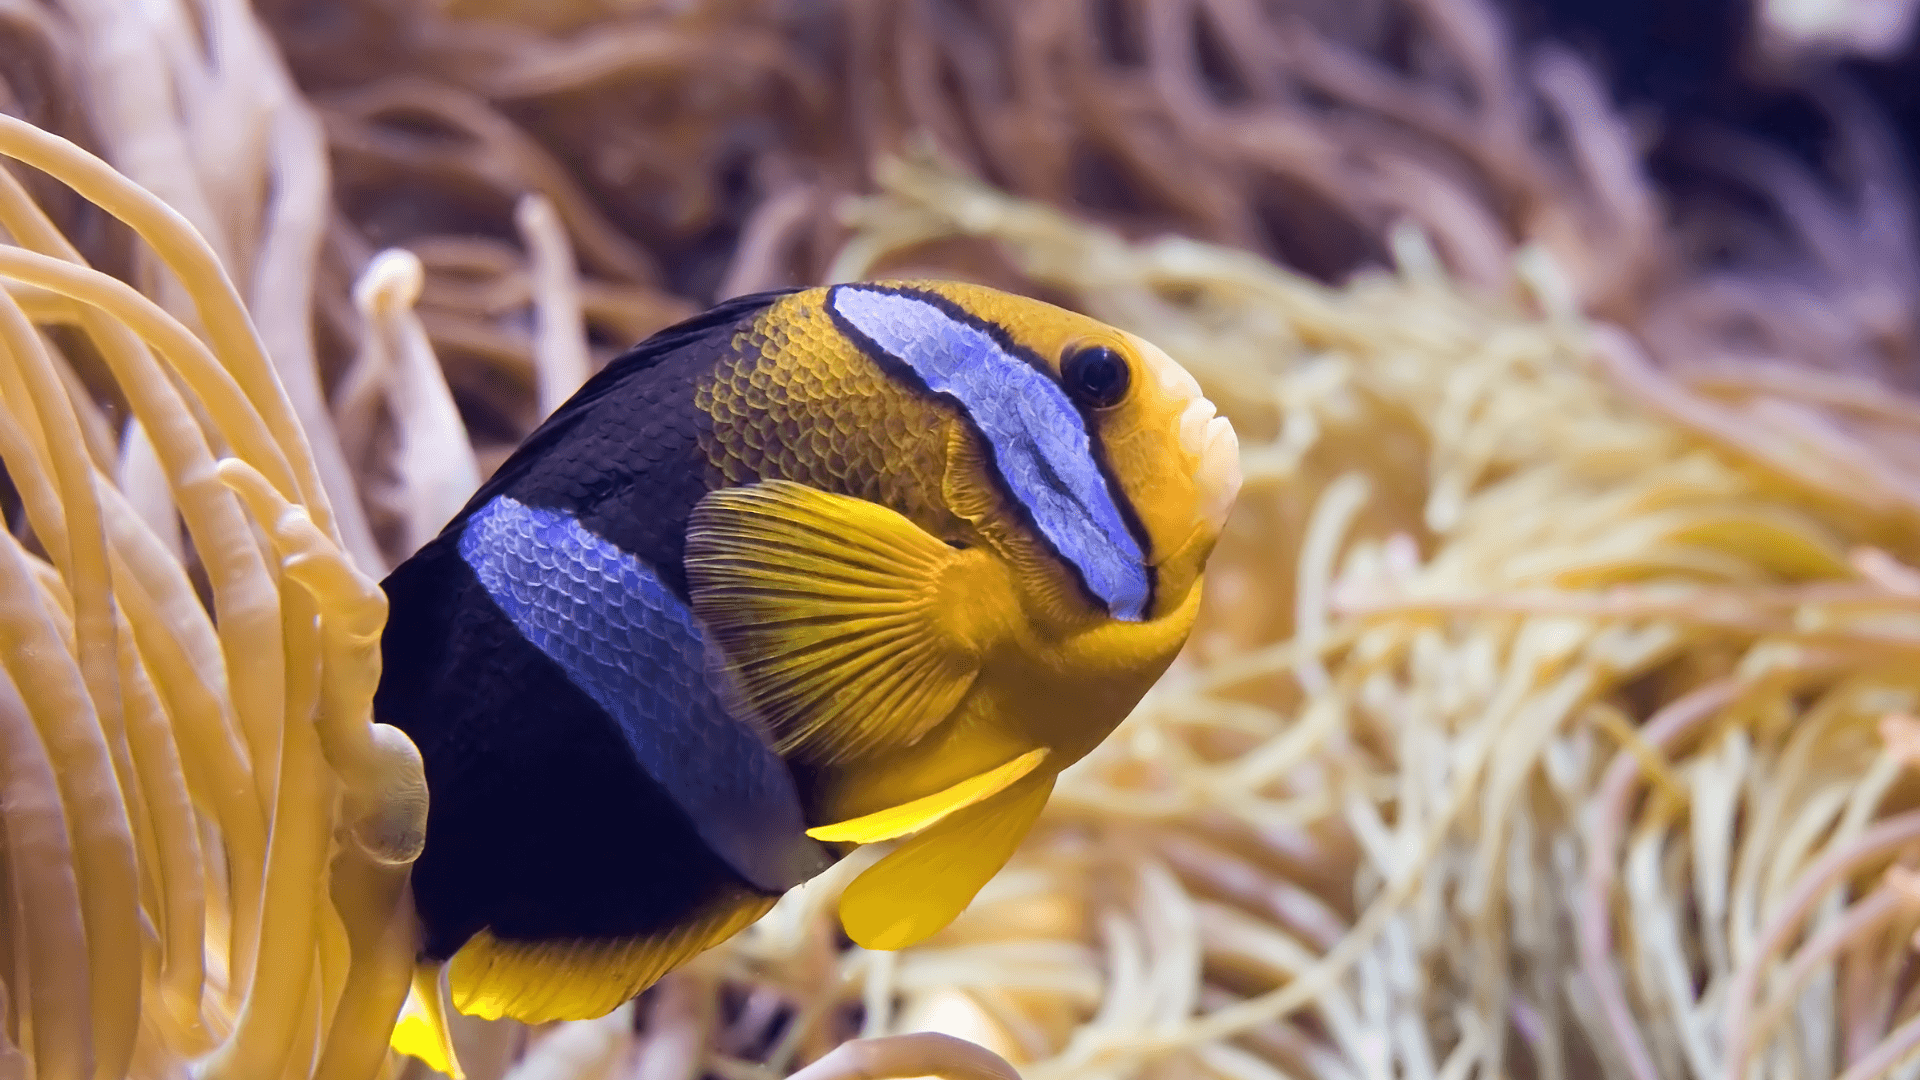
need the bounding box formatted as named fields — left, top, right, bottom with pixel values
left=1062, top=343, right=1131, bottom=409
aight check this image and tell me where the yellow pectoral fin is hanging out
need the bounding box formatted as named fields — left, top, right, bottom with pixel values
left=807, top=747, right=1049, bottom=844
left=838, top=773, right=1055, bottom=951
left=686, top=479, right=1015, bottom=764
left=447, top=893, right=773, bottom=1025
left=392, top=964, right=464, bottom=1080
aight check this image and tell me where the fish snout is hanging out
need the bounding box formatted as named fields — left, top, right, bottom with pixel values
left=1120, top=330, right=1243, bottom=577
left=1177, top=397, right=1240, bottom=540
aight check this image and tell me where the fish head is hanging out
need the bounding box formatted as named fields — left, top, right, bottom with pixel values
left=682, top=283, right=1242, bottom=953
left=817, top=279, right=1240, bottom=751
left=851, top=281, right=1240, bottom=628
left=1086, top=328, right=1241, bottom=619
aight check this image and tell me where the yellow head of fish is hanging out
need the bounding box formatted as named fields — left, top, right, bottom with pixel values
left=688, top=280, right=1241, bottom=949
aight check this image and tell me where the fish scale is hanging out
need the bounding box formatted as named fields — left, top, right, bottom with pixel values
left=707, top=304, right=955, bottom=531
left=457, top=489, right=812, bottom=901
left=380, top=536, right=771, bottom=954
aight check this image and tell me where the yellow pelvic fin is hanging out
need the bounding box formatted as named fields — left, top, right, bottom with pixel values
left=686, top=479, right=1012, bottom=764
left=447, top=892, right=774, bottom=1025
left=807, top=747, right=1049, bottom=843
left=391, top=964, right=464, bottom=1080
left=838, top=773, right=1055, bottom=951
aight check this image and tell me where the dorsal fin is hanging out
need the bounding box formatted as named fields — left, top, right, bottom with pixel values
left=445, top=287, right=802, bottom=534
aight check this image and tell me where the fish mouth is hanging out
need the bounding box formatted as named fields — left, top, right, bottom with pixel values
left=1124, top=331, right=1242, bottom=559
left=1193, top=407, right=1241, bottom=538
left=1166, top=373, right=1240, bottom=541
left=1174, top=395, right=1241, bottom=535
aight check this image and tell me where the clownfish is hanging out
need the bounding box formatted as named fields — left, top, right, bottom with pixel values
left=376, top=281, right=1240, bottom=1070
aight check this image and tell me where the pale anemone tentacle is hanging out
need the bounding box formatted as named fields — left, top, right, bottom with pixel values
left=0, top=290, right=145, bottom=1075
left=0, top=242, right=295, bottom=881
left=783, top=1033, right=1022, bottom=1080
left=516, top=192, right=594, bottom=419
left=0, top=501, right=139, bottom=1078
left=216, top=457, right=428, bottom=867
left=118, top=420, right=187, bottom=563
left=0, top=114, right=337, bottom=538
left=111, top=607, right=211, bottom=1043
left=0, top=247, right=302, bottom=505
left=187, top=561, right=334, bottom=1080
left=0, top=302, right=254, bottom=1058
left=0, top=161, right=283, bottom=989
left=210, top=461, right=427, bottom=1080
left=815, top=153, right=1920, bottom=1080
left=0, top=288, right=214, bottom=1046
left=244, top=69, right=387, bottom=574
left=0, top=625, right=92, bottom=1080
left=0, top=978, right=27, bottom=1079
left=0, top=106, right=429, bottom=1080
left=0, top=274, right=145, bottom=879
left=13, top=4, right=1920, bottom=1075
left=353, top=249, right=481, bottom=557
left=97, top=474, right=270, bottom=1037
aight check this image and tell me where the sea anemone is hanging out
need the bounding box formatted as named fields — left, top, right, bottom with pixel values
left=0, top=110, right=427, bottom=1079
left=8, top=0, right=1920, bottom=1078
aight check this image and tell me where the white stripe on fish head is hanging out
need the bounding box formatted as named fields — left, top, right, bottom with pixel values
left=828, top=284, right=1151, bottom=621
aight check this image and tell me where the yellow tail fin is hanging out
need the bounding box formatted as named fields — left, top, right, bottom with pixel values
left=390, top=964, right=465, bottom=1079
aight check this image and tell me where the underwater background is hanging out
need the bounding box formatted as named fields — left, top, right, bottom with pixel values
left=6, top=0, right=1920, bottom=1078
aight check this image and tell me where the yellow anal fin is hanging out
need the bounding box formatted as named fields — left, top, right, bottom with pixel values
left=447, top=892, right=774, bottom=1025
left=807, top=748, right=1049, bottom=843
left=687, top=479, right=1013, bottom=765
left=392, top=964, right=464, bottom=1079
left=838, top=773, right=1054, bottom=951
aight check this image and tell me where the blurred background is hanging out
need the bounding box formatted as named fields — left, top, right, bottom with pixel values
left=12, top=0, right=1920, bottom=1078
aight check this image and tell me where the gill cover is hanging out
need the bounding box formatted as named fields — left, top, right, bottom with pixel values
left=827, top=284, right=1156, bottom=621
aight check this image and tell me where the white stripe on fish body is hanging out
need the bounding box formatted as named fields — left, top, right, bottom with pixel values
left=458, top=494, right=824, bottom=890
